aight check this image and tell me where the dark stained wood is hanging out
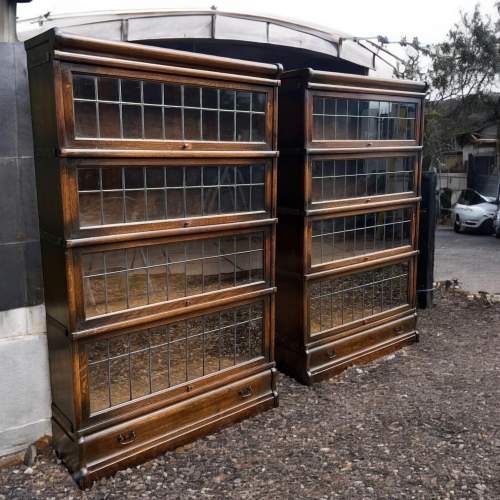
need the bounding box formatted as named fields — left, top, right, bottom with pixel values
left=281, top=68, right=427, bottom=93
left=54, top=61, right=277, bottom=152
left=276, top=69, right=425, bottom=384
left=25, top=29, right=282, bottom=77
left=26, top=29, right=279, bottom=488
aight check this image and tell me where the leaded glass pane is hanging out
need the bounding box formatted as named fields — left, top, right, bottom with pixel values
left=72, top=75, right=267, bottom=143
left=309, top=263, right=410, bottom=335
left=86, top=301, right=265, bottom=413
left=312, top=96, right=417, bottom=141
left=311, top=156, right=415, bottom=203
left=311, top=208, right=413, bottom=265
left=78, top=164, right=267, bottom=228
left=82, top=232, right=265, bottom=318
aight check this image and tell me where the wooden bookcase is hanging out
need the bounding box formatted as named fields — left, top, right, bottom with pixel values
left=276, top=69, right=427, bottom=385
left=25, top=29, right=280, bottom=487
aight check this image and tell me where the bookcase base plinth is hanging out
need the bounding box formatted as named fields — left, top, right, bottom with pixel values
left=53, top=368, right=278, bottom=489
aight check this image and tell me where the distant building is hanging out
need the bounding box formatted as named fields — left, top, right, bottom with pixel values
left=457, top=122, right=499, bottom=198
left=438, top=122, right=499, bottom=214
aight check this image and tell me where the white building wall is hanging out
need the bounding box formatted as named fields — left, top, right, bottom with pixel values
left=0, top=305, right=51, bottom=456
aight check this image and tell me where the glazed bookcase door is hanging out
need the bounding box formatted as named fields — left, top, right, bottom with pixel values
left=306, top=202, right=417, bottom=273
left=60, top=64, right=275, bottom=151
left=307, top=152, right=420, bottom=212
left=66, top=158, right=276, bottom=239
left=307, top=91, right=422, bottom=148
left=77, top=293, right=274, bottom=426
left=71, top=226, right=274, bottom=331
left=306, top=257, right=416, bottom=343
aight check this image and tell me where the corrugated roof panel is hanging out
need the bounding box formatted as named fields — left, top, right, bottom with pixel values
left=268, top=23, right=337, bottom=56
left=18, top=10, right=378, bottom=70
left=128, top=14, right=212, bottom=41
left=215, top=15, right=268, bottom=43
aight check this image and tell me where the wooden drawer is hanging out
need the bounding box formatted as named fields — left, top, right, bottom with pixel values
left=82, top=369, right=275, bottom=469
left=308, top=314, right=417, bottom=374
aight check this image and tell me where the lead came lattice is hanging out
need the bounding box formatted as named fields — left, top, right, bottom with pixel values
left=311, top=156, right=415, bottom=203
left=312, top=97, right=417, bottom=141
left=311, top=208, right=413, bottom=265
left=72, top=75, right=267, bottom=142
left=309, top=262, right=409, bottom=335
left=86, top=301, right=264, bottom=413
left=77, top=163, right=266, bottom=227
left=82, top=232, right=265, bottom=318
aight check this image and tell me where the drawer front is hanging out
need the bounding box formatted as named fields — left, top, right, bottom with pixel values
left=308, top=314, right=416, bottom=370
left=83, top=369, right=274, bottom=464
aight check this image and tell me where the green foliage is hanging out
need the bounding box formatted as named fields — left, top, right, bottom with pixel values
left=397, top=5, right=499, bottom=169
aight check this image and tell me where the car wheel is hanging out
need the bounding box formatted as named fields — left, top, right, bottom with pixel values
left=453, top=217, right=462, bottom=233
left=479, top=219, right=494, bottom=235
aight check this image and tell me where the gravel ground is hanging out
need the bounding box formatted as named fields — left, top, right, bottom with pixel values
left=1, top=291, right=499, bottom=499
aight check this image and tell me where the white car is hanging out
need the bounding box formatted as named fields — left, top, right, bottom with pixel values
left=452, top=189, right=498, bottom=234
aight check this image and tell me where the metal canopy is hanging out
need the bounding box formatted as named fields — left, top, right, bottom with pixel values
left=18, top=9, right=376, bottom=71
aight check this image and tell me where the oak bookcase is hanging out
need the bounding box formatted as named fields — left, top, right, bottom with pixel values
left=26, top=29, right=280, bottom=487
left=276, top=69, right=427, bottom=384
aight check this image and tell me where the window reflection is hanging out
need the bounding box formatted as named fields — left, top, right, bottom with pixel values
left=72, top=74, right=267, bottom=142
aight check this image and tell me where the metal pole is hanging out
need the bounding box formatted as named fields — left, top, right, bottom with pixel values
left=417, top=171, right=437, bottom=309
left=0, top=0, right=17, bottom=42
left=0, top=0, right=32, bottom=42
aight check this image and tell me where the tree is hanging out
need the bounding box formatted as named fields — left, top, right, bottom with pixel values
left=396, top=5, right=499, bottom=170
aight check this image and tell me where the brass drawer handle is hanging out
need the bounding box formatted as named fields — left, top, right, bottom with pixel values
left=327, top=349, right=337, bottom=360
left=239, top=386, right=253, bottom=399
left=117, top=431, right=136, bottom=446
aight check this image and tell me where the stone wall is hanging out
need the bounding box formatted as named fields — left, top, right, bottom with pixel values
left=0, top=42, right=51, bottom=456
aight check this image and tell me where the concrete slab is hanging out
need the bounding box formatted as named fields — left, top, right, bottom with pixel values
left=434, top=226, right=500, bottom=294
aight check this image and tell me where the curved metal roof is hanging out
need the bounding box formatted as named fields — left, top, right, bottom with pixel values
left=18, top=9, right=379, bottom=71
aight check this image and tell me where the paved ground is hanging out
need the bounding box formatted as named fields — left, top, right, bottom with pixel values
left=1, top=291, right=499, bottom=499
left=435, top=226, right=500, bottom=294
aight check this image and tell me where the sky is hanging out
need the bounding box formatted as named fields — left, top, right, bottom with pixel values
left=16, top=0, right=499, bottom=77
left=17, top=0, right=499, bottom=45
